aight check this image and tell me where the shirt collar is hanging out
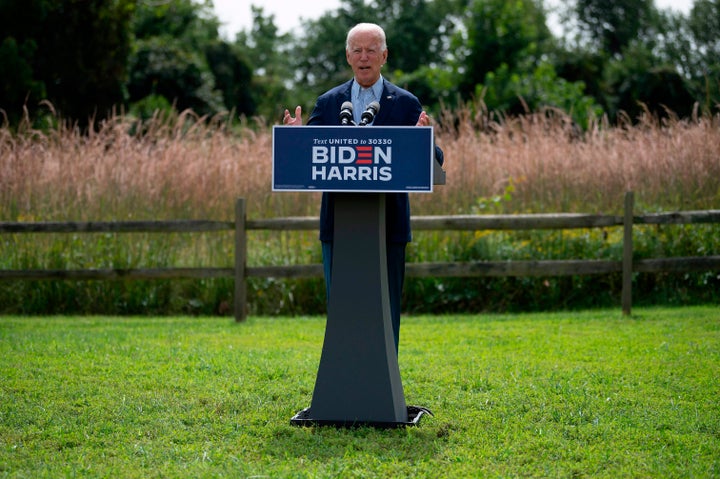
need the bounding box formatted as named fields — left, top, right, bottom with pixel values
left=352, top=76, right=384, bottom=104
left=351, top=76, right=383, bottom=124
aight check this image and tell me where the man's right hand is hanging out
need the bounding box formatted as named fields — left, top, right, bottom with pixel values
left=283, top=106, right=303, bottom=126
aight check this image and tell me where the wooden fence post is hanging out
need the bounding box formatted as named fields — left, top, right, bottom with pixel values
left=234, top=198, right=247, bottom=322
left=622, top=191, right=634, bottom=316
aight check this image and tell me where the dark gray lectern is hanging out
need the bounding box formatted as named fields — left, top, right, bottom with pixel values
left=272, top=126, right=442, bottom=427
left=297, top=193, right=410, bottom=426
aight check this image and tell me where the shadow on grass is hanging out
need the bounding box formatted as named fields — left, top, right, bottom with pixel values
left=263, top=421, right=449, bottom=464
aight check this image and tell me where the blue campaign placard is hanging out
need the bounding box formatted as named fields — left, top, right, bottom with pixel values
left=272, top=126, right=434, bottom=193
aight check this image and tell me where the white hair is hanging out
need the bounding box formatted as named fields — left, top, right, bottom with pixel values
left=346, top=23, right=387, bottom=52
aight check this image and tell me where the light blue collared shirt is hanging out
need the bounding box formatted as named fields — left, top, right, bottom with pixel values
left=352, top=76, right=384, bottom=125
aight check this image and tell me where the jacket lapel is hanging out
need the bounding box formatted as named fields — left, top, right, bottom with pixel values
left=333, top=80, right=354, bottom=119
left=375, top=80, right=395, bottom=125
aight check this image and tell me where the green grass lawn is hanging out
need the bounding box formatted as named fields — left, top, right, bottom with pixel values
left=1, top=308, right=719, bottom=478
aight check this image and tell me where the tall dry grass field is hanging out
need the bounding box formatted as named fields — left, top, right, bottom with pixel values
left=423, top=108, right=720, bottom=215
left=2, top=109, right=719, bottom=222
left=1, top=112, right=314, bottom=221
left=1, top=109, right=718, bottom=314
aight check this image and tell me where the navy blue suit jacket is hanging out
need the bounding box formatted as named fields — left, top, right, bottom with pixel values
left=308, top=78, right=443, bottom=243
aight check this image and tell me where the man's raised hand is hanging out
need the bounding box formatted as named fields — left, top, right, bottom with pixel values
left=283, top=106, right=303, bottom=126
left=416, top=111, right=430, bottom=127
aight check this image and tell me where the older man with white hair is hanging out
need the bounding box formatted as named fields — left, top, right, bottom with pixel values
left=283, top=22, right=443, bottom=354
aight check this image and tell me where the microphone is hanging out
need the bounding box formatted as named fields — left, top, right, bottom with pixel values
left=359, top=101, right=380, bottom=126
left=339, top=101, right=355, bottom=126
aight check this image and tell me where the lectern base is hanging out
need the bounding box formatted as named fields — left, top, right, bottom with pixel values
left=290, top=405, right=433, bottom=429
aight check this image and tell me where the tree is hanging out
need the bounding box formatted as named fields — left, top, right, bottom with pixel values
left=552, top=48, right=606, bottom=110
left=290, top=0, right=372, bottom=109
left=381, top=0, right=459, bottom=74
left=559, top=0, right=699, bottom=121
left=132, top=0, right=219, bottom=47
left=575, top=0, right=656, bottom=56
left=204, top=41, right=255, bottom=117
left=688, top=0, right=720, bottom=62
left=128, top=0, right=254, bottom=118
left=687, top=0, right=720, bottom=112
left=382, top=0, right=465, bottom=109
left=291, top=0, right=463, bottom=112
left=127, top=36, right=224, bottom=116
left=455, top=0, right=553, bottom=99
left=129, top=0, right=219, bottom=116
left=604, top=41, right=695, bottom=120
left=0, top=0, right=135, bottom=127
left=235, top=6, right=295, bottom=120
left=437, top=0, right=610, bottom=125
left=0, top=37, right=45, bottom=125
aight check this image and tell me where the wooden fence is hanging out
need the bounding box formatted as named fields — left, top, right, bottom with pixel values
left=1, top=192, right=719, bottom=320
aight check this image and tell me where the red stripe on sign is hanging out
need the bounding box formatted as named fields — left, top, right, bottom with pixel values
left=357, top=146, right=373, bottom=164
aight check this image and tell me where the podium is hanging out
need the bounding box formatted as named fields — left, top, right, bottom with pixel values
left=273, top=126, right=444, bottom=427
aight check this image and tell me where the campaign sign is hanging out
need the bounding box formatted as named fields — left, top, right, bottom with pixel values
left=272, top=126, right=434, bottom=193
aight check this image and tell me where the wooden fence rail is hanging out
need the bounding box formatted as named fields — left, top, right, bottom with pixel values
left=2, top=192, right=719, bottom=320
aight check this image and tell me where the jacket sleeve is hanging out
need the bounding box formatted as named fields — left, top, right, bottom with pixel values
left=308, top=96, right=328, bottom=126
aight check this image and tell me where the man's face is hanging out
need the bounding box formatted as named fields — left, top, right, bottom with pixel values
left=346, top=30, right=388, bottom=88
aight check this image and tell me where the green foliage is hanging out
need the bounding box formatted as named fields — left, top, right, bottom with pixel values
left=393, top=66, right=457, bottom=111
left=562, top=0, right=714, bottom=122
left=552, top=48, right=606, bottom=112
left=0, top=37, right=45, bottom=126
left=603, top=42, right=696, bottom=121
left=128, top=93, right=174, bottom=122
left=290, top=0, right=462, bottom=114
left=575, top=0, right=657, bottom=55
left=2, top=212, right=717, bottom=316
left=234, top=6, right=296, bottom=120
left=2, top=310, right=719, bottom=477
left=688, top=0, right=720, bottom=51
left=380, top=0, right=458, bottom=75
left=132, top=0, right=219, bottom=47
left=456, top=0, right=552, bottom=99
left=0, top=0, right=135, bottom=128
left=479, top=61, right=603, bottom=127
left=0, top=231, right=235, bottom=315
left=128, top=36, right=224, bottom=116
left=1, top=0, right=718, bottom=127
left=128, top=0, right=253, bottom=118
left=404, top=222, right=720, bottom=314
left=289, top=1, right=375, bottom=112
left=401, top=184, right=720, bottom=315
left=687, top=0, right=720, bottom=112
left=204, top=40, right=255, bottom=117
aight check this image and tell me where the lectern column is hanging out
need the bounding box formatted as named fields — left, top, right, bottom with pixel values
left=308, top=193, right=408, bottom=424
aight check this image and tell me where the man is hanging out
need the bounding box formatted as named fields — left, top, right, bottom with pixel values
left=283, top=23, right=443, bottom=352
